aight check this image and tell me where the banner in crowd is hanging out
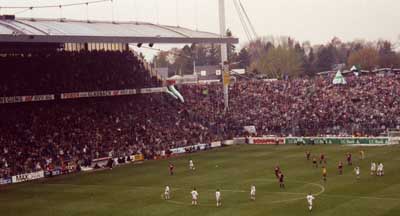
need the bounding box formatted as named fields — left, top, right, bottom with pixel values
left=91, top=157, right=112, bottom=168
left=61, top=87, right=168, bottom=99
left=139, top=87, right=167, bottom=94
left=0, top=177, right=12, bottom=185
left=45, top=169, right=60, bottom=177
left=81, top=167, right=94, bottom=172
left=170, top=144, right=208, bottom=154
left=134, top=154, right=144, bottom=161
left=211, top=141, right=222, bottom=148
left=1, top=88, right=169, bottom=104
left=170, top=147, right=186, bottom=154
left=223, top=138, right=244, bottom=146
left=251, top=137, right=285, bottom=145
left=0, top=95, right=54, bottom=104
left=61, top=89, right=137, bottom=99
left=12, top=170, right=44, bottom=183
left=243, top=126, right=257, bottom=134
left=285, top=137, right=389, bottom=145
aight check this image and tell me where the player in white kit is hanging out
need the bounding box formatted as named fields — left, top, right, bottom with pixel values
left=306, top=193, right=315, bottom=211
left=215, top=189, right=222, bottom=207
left=164, top=185, right=170, bottom=200
left=189, top=160, right=195, bottom=170
left=354, top=166, right=360, bottom=179
left=377, top=163, right=384, bottom=176
left=191, top=188, right=199, bottom=205
left=370, top=162, right=376, bottom=176
left=250, top=185, right=256, bottom=201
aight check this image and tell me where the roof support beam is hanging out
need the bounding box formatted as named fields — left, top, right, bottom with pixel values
left=0, top=35, right=238, bottom=44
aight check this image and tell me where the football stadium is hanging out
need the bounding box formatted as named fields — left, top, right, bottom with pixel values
left=1, top=1, right=400, bottom=216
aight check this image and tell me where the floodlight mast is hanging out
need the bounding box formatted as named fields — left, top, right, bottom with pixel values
left=219, top=0, right=229, bottom=112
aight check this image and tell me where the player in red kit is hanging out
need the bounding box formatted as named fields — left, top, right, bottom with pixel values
left=169, top=163, right=174, bottom=176
left=279, top=173, right=285, bottom=188
left=320, top=153, right=325, bottom=164
left=338, top=161, right=343, bottom=175
left=346, top=153, right=352, bottom=166
left=306, top=151, right=311, bottom=160
left=275, top=166, right=280, bottom=178
left=312, top=157, right=318, bottom=168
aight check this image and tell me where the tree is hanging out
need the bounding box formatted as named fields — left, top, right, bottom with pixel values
left=329, top=37, right=348, bottom=64
left=226, top=29, right=237, bottom=62
left=348, top=47, right=380, bottom=71
left=173, top=45, right=195, bottom=75
left=237, top=48, right=250, bottom=69
left=377, top=40, right=399, bottom=68
left=250, top=45, right=303, bottom=78
left=294, top=42, right=308, bottom=77
left=304, top=47, right=316, bottom=76
left=314, top=45, right=336, bottom=72
left=152, top=51, right=170, bottom=68
left=246, top=37, right=274, bottom=63
left=191, top=44, right=208, bottom=66
left=206, top=44, right=220, bottom=66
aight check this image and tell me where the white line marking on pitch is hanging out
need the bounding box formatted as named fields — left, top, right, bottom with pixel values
left=270, top=182, right=325, bottom=204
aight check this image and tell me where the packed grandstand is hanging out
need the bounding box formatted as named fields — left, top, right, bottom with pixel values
left=1, top=47, right=400, bottom=179
left=1, top=1, right=400, bottom=215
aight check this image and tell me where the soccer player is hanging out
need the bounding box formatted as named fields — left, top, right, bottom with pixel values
left=312, top=156, right=318, bottom=168
left=354, top=166, right=360, bottom=180
left=306, top=151, right=311, bottom=161
left=164, top=185, right=170, bottom=200
left=346, top=152, right=352, bottom=166
left=191, top=188, right=199, bottom=205
left=322, top=166, right=327, bottom=182
left=370, top=162, right=376, bottom=176
left=320, top=153, right=325, bottom=164
left=338, top=161, right=343, bottom=175
left=250, top=185, right=256, bottom=201
left=169, top=163, right=174, bottom=176
left=377, top=163, right=384, bottom=176
left=189, top=159, right=195, bottom=170
left=377, top=163, right=381, bottom=176
left=274, top=165, right=281, bottom=178
left=306, top=192, right=315, bottom=212
left=279, top=173, right=285, bottom=188
left=359, top=150, right=365, bottom=160
left=215, top=189, right=222, bottom=207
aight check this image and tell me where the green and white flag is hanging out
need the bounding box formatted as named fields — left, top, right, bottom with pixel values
left=351, top=65, right=360, bottom=76
left=332, top=70, right=347, bottom=85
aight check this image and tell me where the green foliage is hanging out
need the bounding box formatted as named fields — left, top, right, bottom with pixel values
left=153, top=35, right=400, bottom=77
left=237, top=48, right=250, bottom=69
left=250, top=44, right=304, bottom=78
left=348, top=47, right=380, bottom=71
left=314, top=45, right=337, bottom=72
left=377, top=40, right=400, bottom=68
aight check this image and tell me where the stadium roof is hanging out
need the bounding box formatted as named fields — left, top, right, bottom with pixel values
left=0, top=17, right=238, bottom=44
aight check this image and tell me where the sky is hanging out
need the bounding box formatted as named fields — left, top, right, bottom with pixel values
left=1, top=0, right=399, bottom=57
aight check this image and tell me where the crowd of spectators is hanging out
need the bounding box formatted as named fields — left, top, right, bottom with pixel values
left=226, top=75, right=400, bottom=137
left=0, top=50, right=160, bottom=96
left=1, top=50, right=400, bottom=177
left=178, top=75, right=400, bottom=139
left=0, top=94, right=211, bottom=177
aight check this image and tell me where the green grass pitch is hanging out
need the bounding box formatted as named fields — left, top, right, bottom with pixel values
left=1, top=144, right=400, bottom=216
